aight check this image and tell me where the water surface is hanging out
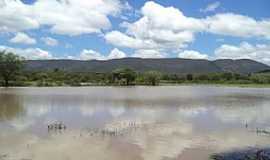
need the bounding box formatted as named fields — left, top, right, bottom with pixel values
left=0, top=86, right=270, bottom=160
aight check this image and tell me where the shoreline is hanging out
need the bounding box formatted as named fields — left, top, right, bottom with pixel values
left=160, top=83, right=270, bottom=88
left=1, top=83, right=270, bottom=88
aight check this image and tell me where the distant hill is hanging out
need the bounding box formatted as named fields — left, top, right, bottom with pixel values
left=213, top=59, right=270, bottom=74
left=24, top=58, right=270, bottom=74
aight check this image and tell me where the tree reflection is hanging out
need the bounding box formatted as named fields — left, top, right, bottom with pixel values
left=0, top=94, right=25, bottom=121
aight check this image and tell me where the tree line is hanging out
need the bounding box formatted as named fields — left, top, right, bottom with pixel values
left=1, top=51, right=270, bottom=87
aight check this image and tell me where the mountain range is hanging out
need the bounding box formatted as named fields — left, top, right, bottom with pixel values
left=25, top=58, right=270, bottom=74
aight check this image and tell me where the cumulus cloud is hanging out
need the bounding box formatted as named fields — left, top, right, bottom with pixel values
left=178, top=50, right=209, bottom=59
left=0, top=0, right=125, bottom=36
left=132, top=49, right=166, bottom=58
left=0, top=46, right=127, bottom=60
left=200, top=2, right=221, bottom=13
left=214, top=42, right=270, bottom=65
left=205, top=13, right=270, bottom=39
left=1, top=1, right=270, bottom=61
left=0, top=45, right=53, bottom=60
left=108, top=48, right=126, bottom=59
left=177, top=42, right=270, bottom=65
left=105, top=1, right=270, bottom=59
left=80, top=48, right=126, bottom=60
left=0, top=1, right=40, bottom=33
left=105, top=1, right=200, bottom=51
left=80, top=49, right=105, bottom=60
left=9, top=32, right=36, bottom=45
left=105, top=31, right=149, bottom=49
left=41, top=37, right=58, bottom=46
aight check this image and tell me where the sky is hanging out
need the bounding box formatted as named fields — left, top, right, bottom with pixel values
left=0, top=0, right=270, bottom=64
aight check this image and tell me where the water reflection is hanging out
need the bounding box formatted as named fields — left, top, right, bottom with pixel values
left=0, top=86, right=270, bottom=160
left=0, top=94, right=25, bottom=122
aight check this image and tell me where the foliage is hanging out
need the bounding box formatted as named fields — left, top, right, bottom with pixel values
left=250, top=73, right=270, bottom=84
left=0, top=51, right=24, bottom=87
left=186, top=74, right=193, bottom=81
left=143, top=71, right=161, bottom=86
left=112, top=68, right=136, bottom=85
left=1, top=63, right=270, bottom=87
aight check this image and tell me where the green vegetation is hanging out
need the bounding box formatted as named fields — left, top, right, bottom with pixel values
left=1, top=68, right=269, bottom=87
left=0, top=52, right=270, bottom=87
left=0, top=51, right=24, bottom=87
left=139, top=71, right=162, bottom=86
left=112, top=68, right=136, bottom=85
left=17, top=68, right=162, bottom=87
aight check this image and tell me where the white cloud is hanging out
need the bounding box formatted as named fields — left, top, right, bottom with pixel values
left=9, top=32, right=36, bottom=45
left=0, top=1, right=40, bottom=33
left=0, top=47, right=127, bottom=61
left=132, top=49, right=166, bottom=58
left=200, top=2, right=221, bottom=13
left=177, top=42, right=270, bottom=64
left=67, top=55, right=76, bottom=60
left=80, top=48, right=126, bottom=60
left=105, top=1, right=201, bottom=51
left=0, top=0, right=125, bottom=36
left=108, top=48, right=126, bottom=59
left=214, top=42, right=270, bottom=65
left=80, top=49, right=106, bottom=60
left=41, top=37, right=58, bottom=46
left=105, top=1, right=270, bottom=56
left=178, top=50, right=209, bottom=59
left=139, top=1, right=205, bottom=32
left=0, top=45, right=53, bottom=60
left=105, top=31, right=149, bottom=49
left=205, top=13, right=270, bottom=39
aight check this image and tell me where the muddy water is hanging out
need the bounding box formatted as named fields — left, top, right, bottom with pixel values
left=0, top=86, right=270, bottom=160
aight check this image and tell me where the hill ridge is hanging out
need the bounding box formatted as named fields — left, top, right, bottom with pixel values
left=25, top=58, right=270, bottom=74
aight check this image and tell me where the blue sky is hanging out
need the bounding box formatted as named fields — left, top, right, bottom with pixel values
left=0, top=0, right=270, bottom=64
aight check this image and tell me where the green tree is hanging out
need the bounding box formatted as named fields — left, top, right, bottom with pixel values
left=144, top=71, right=161, bottom=86
left=221, top=72, right=233, bottom=81
left=113, top=68, right=136, bottom=85
left=186, top=74, right=193, bottom=81
left=0, top=51, right=24, bottom=87
left=195, top=74, right=209, bottom=81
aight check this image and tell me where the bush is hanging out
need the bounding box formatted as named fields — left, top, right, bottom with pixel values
left=186, top=74, right=193, bottom=81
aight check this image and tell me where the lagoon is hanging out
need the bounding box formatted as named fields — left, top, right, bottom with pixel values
left=0, top=86, right=270, bottom=160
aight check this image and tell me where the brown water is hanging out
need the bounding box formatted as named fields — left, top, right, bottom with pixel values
left=0, top=86, right=270, bottom=160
